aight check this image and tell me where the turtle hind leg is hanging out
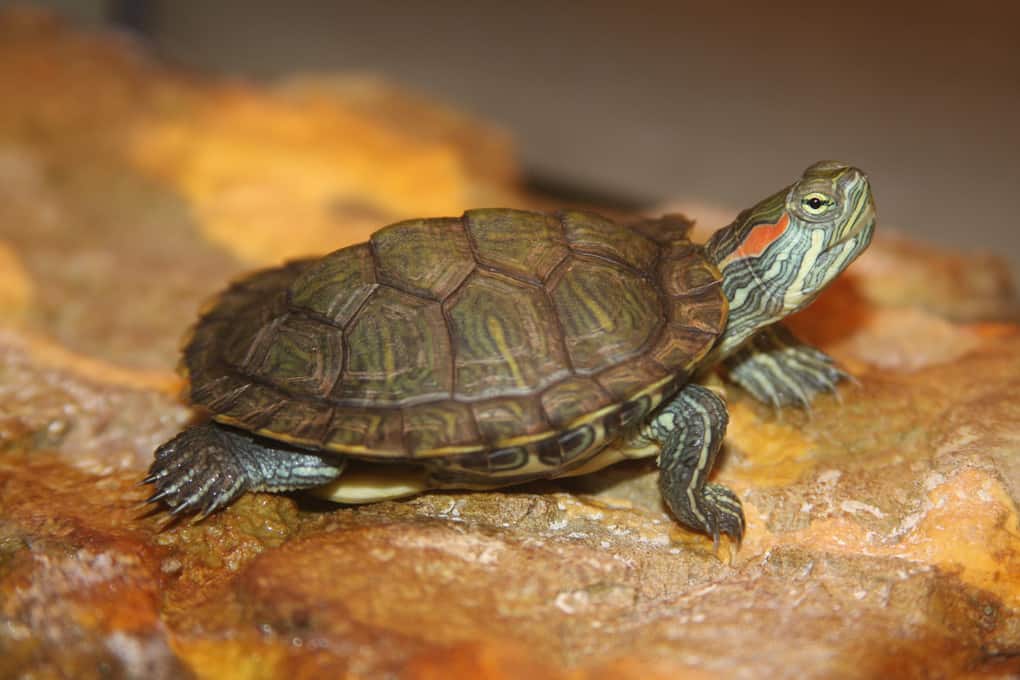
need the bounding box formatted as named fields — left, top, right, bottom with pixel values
left=637, top=383, right=745, bottom=545
left=144, top=422, right=345, bottom=516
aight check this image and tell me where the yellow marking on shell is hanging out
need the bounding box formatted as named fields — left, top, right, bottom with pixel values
left=556, top=447, right=628, bottom=478
left=250, top=427, right=311, bottom=447
left=381, top=323, right=397, bottom=390
left=566, top=403, right=619, bottom=428
left=415, top=443, right=487, bottom=457
left=556, top=433, right=661, bottom=479
left=486, top=315, right=527, bottom=389
left=212, top=413, right=400, bottom=457
left=213, top=374, right=680, bottom=464
left=410, top=405, right=488, bottom=457
left=322, top=442, right=406, bottom=457
left=490, top=431, right=556, bottom=449
left=212, top=413, right=247, bottom=430
left=585, top=294, right=616, bottom=332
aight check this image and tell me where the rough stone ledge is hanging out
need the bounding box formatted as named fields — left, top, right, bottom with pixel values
left=1, top=9, right=1018, bottom=680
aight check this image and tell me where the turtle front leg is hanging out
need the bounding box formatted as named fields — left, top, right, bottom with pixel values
left=633, top=383, right=744, bottom=544
left=722, top=324, right=849, bottom=409
left=144, top=422, right=346, bottom=516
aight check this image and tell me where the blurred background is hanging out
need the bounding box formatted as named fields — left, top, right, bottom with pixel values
left=9, top=0, right=1020, bottom=271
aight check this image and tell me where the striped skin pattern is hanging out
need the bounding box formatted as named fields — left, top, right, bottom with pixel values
left=705, top=161, right=875, bottom=359
left=616, top=161, right=874, bottom=542
left=146, top=162, right=875, bottom=544
left=145, top=423, right=346, bottom=517
left=723, top=324, right=849, bottom=408
left=630, top=383, right=744, bottom=545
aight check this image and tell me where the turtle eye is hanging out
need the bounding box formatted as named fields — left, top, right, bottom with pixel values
left=801, top=192, right=836, bottom=216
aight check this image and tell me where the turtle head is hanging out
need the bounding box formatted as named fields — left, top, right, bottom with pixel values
left=706, top=161, right=875, bottom=356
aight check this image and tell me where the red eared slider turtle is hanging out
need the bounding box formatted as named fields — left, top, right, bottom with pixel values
left=146, top=161, right=875, bottom=543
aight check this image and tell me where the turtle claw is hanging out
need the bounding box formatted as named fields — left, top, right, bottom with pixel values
left=724, top=325, right=856, bottom=411
left=702, top=482, right=745, bottom=547
left=145, top=423, right=348, bottom=518
left=729, top=343, right=850, bottom=410
left=143, top=424, right=252, bottom=518
left=665, top=479, right=746, bottom=549
left=138, top=471, right=163, bottom=486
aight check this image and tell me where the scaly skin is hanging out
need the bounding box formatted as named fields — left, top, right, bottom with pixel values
left=723, top=324, right=849, bottom=409
left=145, top=161, right=875, bottom=547
left=706, top=161, right=875, bottom=359
left=629, top=161, right=874, bottom=542
left=145, top=424, right=345, bottom=517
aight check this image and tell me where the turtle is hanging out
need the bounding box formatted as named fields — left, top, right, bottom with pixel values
left=144, top=161, right=875, bottom=543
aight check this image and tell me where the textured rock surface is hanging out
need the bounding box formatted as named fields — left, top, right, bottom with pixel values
left=1, top=11, right=1018, bottom=680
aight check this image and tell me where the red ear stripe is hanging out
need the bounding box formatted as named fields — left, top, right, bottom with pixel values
left=722, top=213, right=790, bottom=267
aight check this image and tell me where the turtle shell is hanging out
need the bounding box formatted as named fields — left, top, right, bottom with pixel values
left=183, top=209, right=727, bottom=482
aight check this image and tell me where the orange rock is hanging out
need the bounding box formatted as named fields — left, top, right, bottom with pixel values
left=1, top=9, right=1018, bottom=680
left=0, top=241, right=31, bottom=320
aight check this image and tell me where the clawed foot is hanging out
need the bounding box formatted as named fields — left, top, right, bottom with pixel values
left=701, top=483, right=745, bottom=548
left=143, top=423, right=346, bottom=518
left=688, top=482, right=745, bottom=547
left=664, top=479, right=745, bottom=547
left=727, top=340, right=850, bottom=409
left=143, top=425, right=251, bottom=517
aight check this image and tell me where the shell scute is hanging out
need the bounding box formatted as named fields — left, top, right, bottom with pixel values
left=465, top=209, right=569, bottom=283
left=371, top=217, right=475, bottom=299
left=596, top=359, right=672, bottom=401
left=658, top=242, right=720, bottom=296
left=324, top=407, right=405, bottom=456
left=215, top=383, right=285, bottom=432
left=288, top=244, right=377, bottom=326
left=540, top=377, right=611, bottom=428
left=218, top=299, right=285, bottom=372
left=471, top=396, right=548, bottom=445
left=334, top=287, right=451, bottom=406
left=648, top=324, right=720, bottom=369
left=445, top=271, right=570, bottom=400
left=560, top=210, right=658, bottom=272
left=668, top=297, right=728, bottom=334
left=549, top=256, right=662, bottom=374
left=557, top=425, right=597, bottom=462
left=256, top=315, right=344, bottom=398
left=403, top=401, right=480, bottom=456
left=627, top=213, right=695, bottom=245
left=260, top=400, right=334, bottom=447
left=443, top=446, right=530, bottom=476
left=190, top=373, right=248, bottom=414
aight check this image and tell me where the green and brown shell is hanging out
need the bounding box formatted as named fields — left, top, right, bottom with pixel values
left=182, top=209, right=727, bottom=484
